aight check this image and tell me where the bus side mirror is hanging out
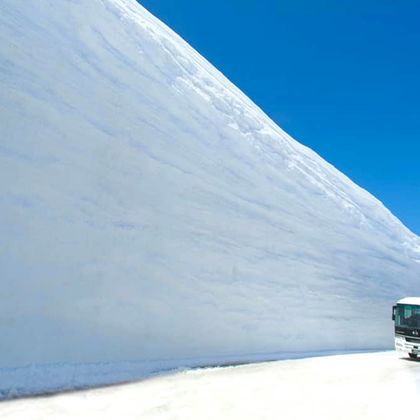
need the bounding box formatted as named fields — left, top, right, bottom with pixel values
left=392, top=305, right=396, bottom=321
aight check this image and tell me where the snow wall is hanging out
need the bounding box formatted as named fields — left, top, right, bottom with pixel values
left=1, top=0, right=420, bottom=397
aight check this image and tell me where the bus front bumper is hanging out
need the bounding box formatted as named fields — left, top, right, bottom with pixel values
left=395, top=335, right=420, bottom=355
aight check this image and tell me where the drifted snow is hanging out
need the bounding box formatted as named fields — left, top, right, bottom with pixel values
left=1, top=0, right=420, bottom=397
left=1, top=352, right=420, bottom=420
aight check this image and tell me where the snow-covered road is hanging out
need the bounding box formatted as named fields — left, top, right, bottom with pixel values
left=1, top=351, right=419, bottom=419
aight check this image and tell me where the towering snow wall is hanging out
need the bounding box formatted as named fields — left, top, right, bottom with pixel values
left=1, top=0, right=420, bottom=396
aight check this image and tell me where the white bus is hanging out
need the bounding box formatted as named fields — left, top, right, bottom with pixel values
left=392, top=297, right=420, bottom=359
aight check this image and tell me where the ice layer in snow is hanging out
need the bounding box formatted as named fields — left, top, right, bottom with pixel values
left=0, top=0, right=420, bottom=398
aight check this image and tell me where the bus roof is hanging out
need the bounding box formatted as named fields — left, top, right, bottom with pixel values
left=397, top=297, right=420, bottom=306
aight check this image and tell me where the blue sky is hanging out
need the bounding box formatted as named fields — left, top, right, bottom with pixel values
left=139, top=0, right=420, bottom=235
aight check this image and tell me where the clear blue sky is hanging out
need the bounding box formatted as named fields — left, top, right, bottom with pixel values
left=139, top=0, right=420, bottom=235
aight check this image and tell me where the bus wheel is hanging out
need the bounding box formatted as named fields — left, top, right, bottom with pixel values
left=408, top=353, right=418, bottom=359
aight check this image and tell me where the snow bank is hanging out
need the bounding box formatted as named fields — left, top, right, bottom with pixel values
left=0, top=350, right=371, bottom=400
left=1, top=0, right=419, bottom=397
left=1, top=352, right=419, bottom=419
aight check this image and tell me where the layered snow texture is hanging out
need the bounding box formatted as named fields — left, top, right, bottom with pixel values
left=1, top=0, right=420, bottom=397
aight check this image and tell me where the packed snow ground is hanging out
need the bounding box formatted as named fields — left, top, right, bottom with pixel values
left=1, top=0, right=420, bottom=396
left=0, top=349, right=381, bottom=400
left=1, top=351, right=419, bottom=420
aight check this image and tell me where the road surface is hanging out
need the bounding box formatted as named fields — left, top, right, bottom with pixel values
left=1, top=351, right=419, bottom=419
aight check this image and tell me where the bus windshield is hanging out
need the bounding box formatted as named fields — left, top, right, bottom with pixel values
left=395, top=304, right=420, bottom=328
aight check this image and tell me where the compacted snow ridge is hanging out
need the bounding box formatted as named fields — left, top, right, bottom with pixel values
left=1, top=0, right=420, bottom=397
left=0, top=349, right=382, bottom=400
left=1, top=352, right=420, bottom=420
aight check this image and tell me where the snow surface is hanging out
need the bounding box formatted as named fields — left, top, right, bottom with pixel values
left=1, top=0, right=420, bottom=397
left=1, top=352, right=420, bottom=420
left=0, top=350, right=370, bottom=400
